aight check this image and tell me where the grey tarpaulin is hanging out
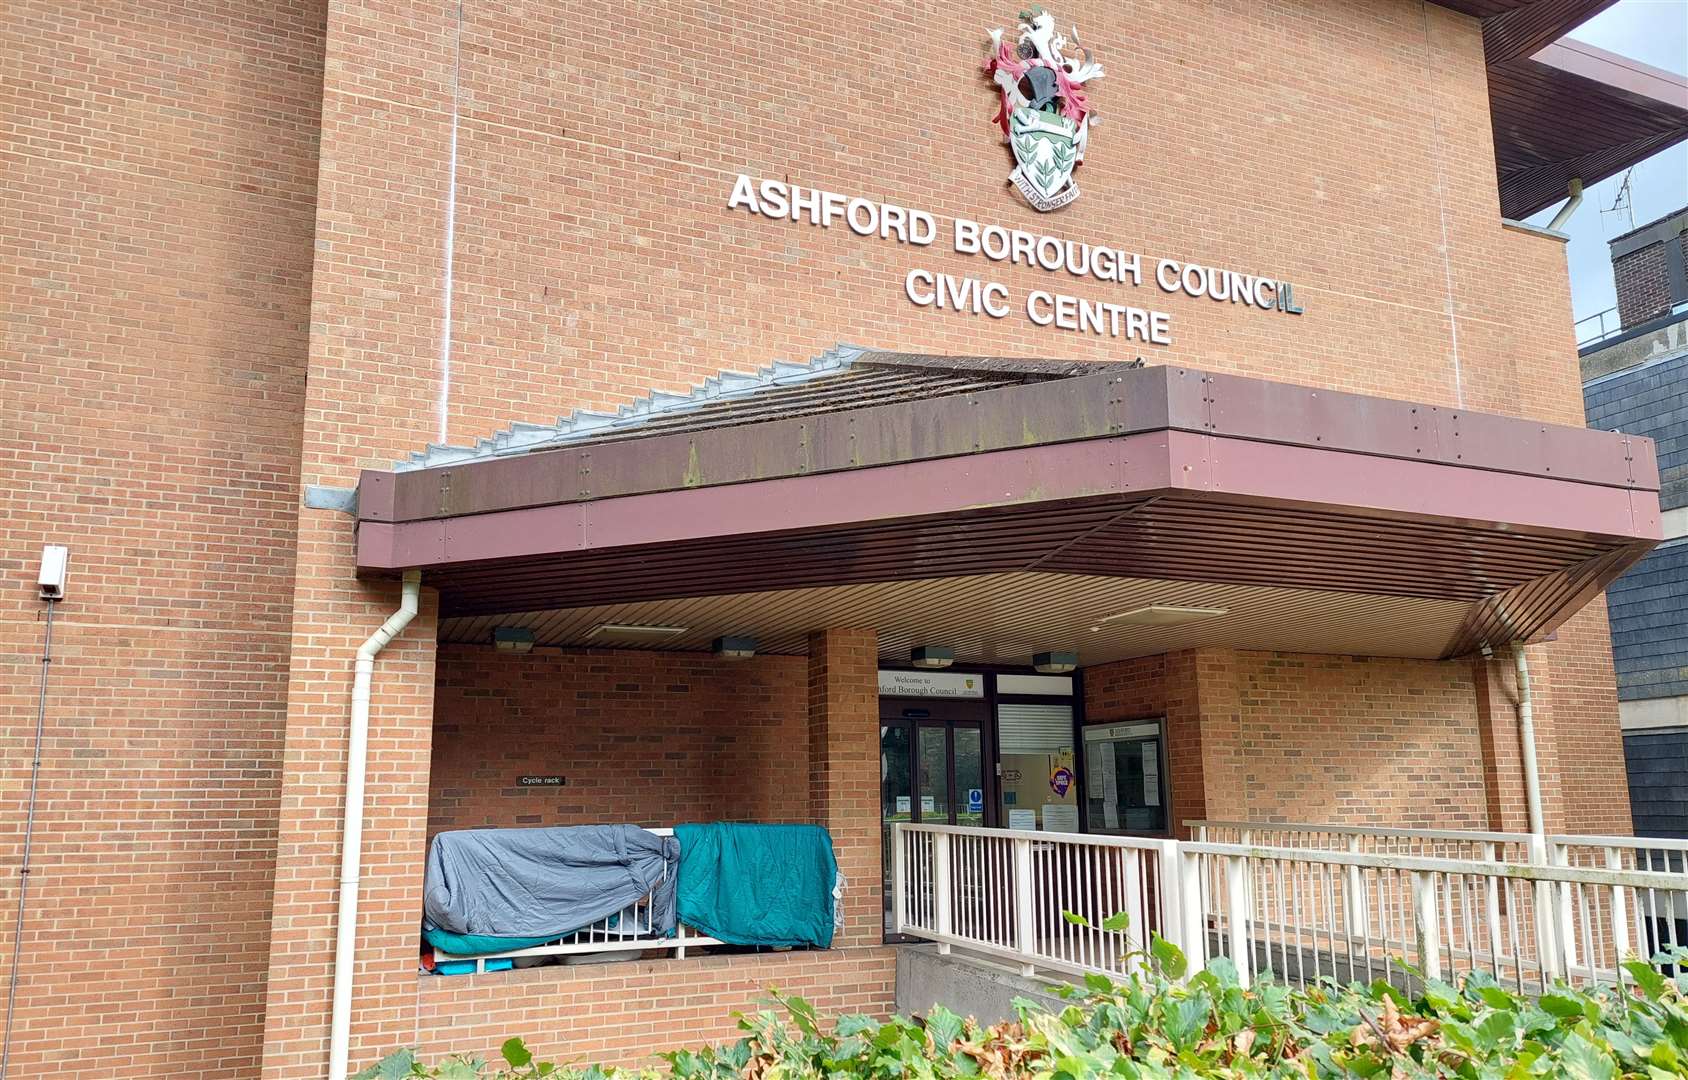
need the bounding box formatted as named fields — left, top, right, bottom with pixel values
left=423, top=824, right=679, bottom=939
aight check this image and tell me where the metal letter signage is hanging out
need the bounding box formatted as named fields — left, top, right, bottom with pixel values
left=984, top=8, right=1103, bottom=212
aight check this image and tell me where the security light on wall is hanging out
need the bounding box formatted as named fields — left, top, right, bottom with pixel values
left=37, top=545, right=68, bottom=601
left=1032, top=651, right=1078, bottom=674
left=910, top=646, right=955, bottom=670
left=492, top=627, right=536, bottom=653
left=712, top=636, right=758, bottom=660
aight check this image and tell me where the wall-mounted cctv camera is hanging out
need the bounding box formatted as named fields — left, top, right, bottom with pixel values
left=38, top=545, right=68, bottom=601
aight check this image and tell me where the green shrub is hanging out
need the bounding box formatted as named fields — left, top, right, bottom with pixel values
left=358, top=943, right=1688, bottom=1079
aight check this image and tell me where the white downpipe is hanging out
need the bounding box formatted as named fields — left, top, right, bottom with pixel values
left=1546, top=178, right=1584, bottom=232
left=329, top=570, right=422, bottom=1080
left=1512, top=643, right=1545, bottom=839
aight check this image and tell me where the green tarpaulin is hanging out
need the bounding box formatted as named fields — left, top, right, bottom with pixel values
left=675, top=823, right=837, bottom=948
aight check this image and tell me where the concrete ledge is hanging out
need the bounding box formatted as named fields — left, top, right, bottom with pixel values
left=1579, top=317, right=1688, bottom=380
left=1501, top=218, right=1569, bottom=242
left=1620, top=694, right=1688, bottom=731
left=894, top=945, right=1073, bottom=1024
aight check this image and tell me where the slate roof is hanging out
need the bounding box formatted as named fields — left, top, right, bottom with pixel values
left=1584, top=347, right=1688, bottom=511
left=1624, top=727, right=1688, bottom=839
left=1586, top=348, right=1688, bottom=703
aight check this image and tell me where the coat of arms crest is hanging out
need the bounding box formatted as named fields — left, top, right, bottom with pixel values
left=984, top=8, right=1103, bottom=211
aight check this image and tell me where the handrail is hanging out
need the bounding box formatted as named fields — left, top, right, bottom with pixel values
left=1549, top=834, right=1688, bottom=851
left=895, top=823, right=1688, bottom=993
left=900, top=821, right=1175, bottom=849
left=1186, top=819, right=1528, bottom=844
left=1182, top=841, right=1687, bottom=889
left=1575, top=306, right=1622, bottom=347
left=1188, top=820, right=1688, bottom=854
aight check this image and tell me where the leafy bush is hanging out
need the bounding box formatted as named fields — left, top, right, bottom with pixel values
left=358, top=942, right=1688, bottom=1079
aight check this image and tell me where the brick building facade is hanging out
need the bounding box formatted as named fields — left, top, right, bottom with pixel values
left=3, top=2, right=1682, bottom=1078
left=1610, top=208, right=1688, bottom=328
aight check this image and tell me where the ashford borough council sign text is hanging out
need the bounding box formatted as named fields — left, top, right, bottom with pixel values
left=726, top=174, right=1304, bottom=347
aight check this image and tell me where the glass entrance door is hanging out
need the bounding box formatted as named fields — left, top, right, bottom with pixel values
left=880, top=704, right=989, bottom=937
left=883, top=719, right=987, bottom=828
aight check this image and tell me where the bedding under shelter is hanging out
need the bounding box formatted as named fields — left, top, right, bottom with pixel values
left=675, top=822, right=838, bottom=948
left=422, top=823, right=678, bottom=954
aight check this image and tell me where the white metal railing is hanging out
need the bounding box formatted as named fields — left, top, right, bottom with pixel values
left=1190, top=822, right=1688, bottom=973
left=893, top=822, right=1179, bottom=978
left=1185, top=841, right=1688, bottom=992
left=1548, top=834, right=1688, bottom=961
left=1189, top=820, right=1535, bottom=864
left=429, top=829, right=721, bottom=974
left=894, top=823, right=1688, bottom=994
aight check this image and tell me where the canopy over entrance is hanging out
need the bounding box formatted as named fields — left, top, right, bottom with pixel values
left=355, top=350, right=1660, bottom=665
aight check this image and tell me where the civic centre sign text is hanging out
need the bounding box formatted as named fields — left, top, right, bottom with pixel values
left=726, top=174, right=1303, bottom=347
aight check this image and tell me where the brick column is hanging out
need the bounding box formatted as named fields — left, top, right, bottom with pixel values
left=1190, top=649, right=1246, bottom=824
left=260, top=566, right=439, bottom=1079
left=807, top=628, right=879, bottom=949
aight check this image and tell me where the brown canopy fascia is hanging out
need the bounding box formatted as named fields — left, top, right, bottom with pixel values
left=1490, top=41, right=1688, bottom=221
left=356, top=365, right=1659, bottom=659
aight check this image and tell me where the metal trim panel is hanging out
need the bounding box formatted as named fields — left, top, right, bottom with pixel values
left=363, top=364, right=1657, bottom=525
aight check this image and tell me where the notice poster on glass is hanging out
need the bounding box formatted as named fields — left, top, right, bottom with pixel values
left=1007, top=808, right=1038, bottom=831
left=1142, top=742, right=1160, bottom=806
left=1041, top=804, right=1080, bottom=833
left=1096, top=750, right=1119, bottom=829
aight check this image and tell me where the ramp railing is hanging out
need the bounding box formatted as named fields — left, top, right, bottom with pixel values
left=892, top=823, right=1180, bottom=978
left=893, top=823, right=1688, bottom=992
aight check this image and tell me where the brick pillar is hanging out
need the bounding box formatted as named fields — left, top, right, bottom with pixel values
left=1191, top=649, right=1246, bottom=824
left=807, top=628, right=879, bottom=949
left=261, top=568, right=439, bottom=1079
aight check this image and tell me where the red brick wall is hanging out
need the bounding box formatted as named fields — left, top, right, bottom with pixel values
left=429, top=646, right=810, bottom=835
left=0, top=2, right=324, bottom=1077
left=413, top=948, right=896, bottom=1070
left=808, top=630, right=883, bottom=950
left=0, top=0, right=1632, bottom=1074
left=1534, top=609, right=1626, bottom=835
left=1087, top=649, right=1495, bottom=833
left=1613, top=227, right=1688, bottom=328
left=1225, top=653, right=1490, bottom=829
left=1082, top=652, right=1204, bottom=834
left=256, top=0, right=1624, bottom=1063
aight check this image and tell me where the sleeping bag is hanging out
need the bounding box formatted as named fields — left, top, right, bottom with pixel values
left=422, top=824, right=678, bottom=953
left=674, top=822, right=837, bottom=947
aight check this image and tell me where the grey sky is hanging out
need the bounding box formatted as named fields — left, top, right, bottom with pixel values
left=1524, top=0, right=1688, bottom=332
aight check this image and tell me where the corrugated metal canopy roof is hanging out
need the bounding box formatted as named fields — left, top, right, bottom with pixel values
left=357, top=352, right=1662, bottom=662
left=397, top=346, right=1138, bottom=471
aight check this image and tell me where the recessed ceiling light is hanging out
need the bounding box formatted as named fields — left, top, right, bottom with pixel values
left=1097, top=605, right=1229, bottom=627
left=588, top=623, right=689, bottom=640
